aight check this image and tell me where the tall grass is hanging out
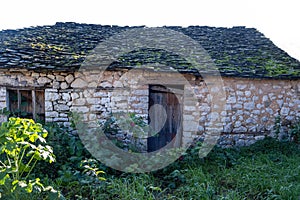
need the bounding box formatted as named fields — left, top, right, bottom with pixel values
left=171, top=138, right=300, bottom=199
left=36, top=123, right=300, bottom=200
left=77, top=137, right=299, bottom=200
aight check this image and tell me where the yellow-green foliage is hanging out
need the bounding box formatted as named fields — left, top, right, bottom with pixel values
left=0, top=117, right=57, bottom=199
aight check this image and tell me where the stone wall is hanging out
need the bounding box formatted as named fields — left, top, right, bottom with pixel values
left=216, top=78, right=299, bottom=147
left=0, top=69, right=75, bottom=129
left=68, top=69, right=300, bottom=149
left=0, top=68, right=299, bottom=149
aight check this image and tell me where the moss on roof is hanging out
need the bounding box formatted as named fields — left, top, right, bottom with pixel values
left=0, top=22, right=299, bottom=79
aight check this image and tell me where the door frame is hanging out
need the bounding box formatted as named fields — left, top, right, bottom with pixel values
left=147, top=84, right=184, bottom=151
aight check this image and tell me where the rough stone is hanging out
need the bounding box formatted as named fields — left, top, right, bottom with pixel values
left=74, top=98, right=86, bottom=106
left=45, top=101, right=53, bottom=111
left=71, top=92, right=80, bottom=100
left=233, top=126, right=247, bottom=132
left=55, top=104, right=69, bottom=111
left=245, top=91, right=251, bottom=97
left=233, top=103, right=242, bottom=109
left=207, top=112, right=219, bottom=121
left=52, top=81, right=60, bottom=89
left=71, top=78, right=88, bottom=88
left=62, top=93, right=70, bottom=101
left=280, top=107, right=290, bottom=116
left=237, top=84, right=247, bottom=90
left=45, top=92, right=59, bottom=101
left=234, top=121, right=242, bottom=127
left=227, top=96, right=236, bottom=104
left=56, top=75, right=65, bottom=82
left=37, top=77, right=51, bottom=85
left=262, top=95, right=269, bottom=102
left=87, top=98, right=100, bottom=104
left=65, top=74, right=75, bottom=84
left=71, top=106, right=89, bottom=113
left=53, top=118, right=68, bottom=122
left=224, top=123, right=233, bottom=132
left=45, top=111, right=59, bottom=118
left=244, top=102, right=255, bottom=110
left=60, top=82, right=69, bottom=89
left=47, top=74, right=55, bottom=80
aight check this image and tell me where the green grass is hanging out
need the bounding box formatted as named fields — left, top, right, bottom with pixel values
left=53, top=137, right=299, bottom=200
left=4, top=120, right=298, bottom=200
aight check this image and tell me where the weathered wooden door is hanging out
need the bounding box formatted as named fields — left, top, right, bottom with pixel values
left=147, top=85, right=183, bottom=152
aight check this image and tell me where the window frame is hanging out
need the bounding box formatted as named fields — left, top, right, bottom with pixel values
left=7, top=88, right=45, bottom=121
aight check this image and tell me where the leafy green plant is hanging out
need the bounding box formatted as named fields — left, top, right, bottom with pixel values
left=101, top=112, right=150, bottom=152
left=0, top=117, right=59, bottom=199
left=0, top=107, right=10, bottom=116
left=103, top=112, right=149, bottom=138
left=274, top=115, right=281, bottom=139
left=290, top=119, right=300, bottom=143
left=40, top=121, right=107, bottom=199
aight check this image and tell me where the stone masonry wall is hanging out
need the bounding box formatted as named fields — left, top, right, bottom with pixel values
left=212, top=78, right=299, bottom=147
left=69, top=69, right=300, bottom=149
left=0, top=68, right=299, bottom=149
left=0, top=69, right=75, bottom=129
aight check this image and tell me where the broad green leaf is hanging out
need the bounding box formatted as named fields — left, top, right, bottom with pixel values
left=12, top=180, right=19, bottom=185
left=25, top=181, right=33, bottom=193
left=0, top=174, right=9, bottom=185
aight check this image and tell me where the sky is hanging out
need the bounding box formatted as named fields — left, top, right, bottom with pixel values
left=1, top=0, right=300, bottom=61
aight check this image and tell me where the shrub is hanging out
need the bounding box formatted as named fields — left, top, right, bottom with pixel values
left=290, top=120, right=300, bottom=143
left=40, top=122, right=106, bottom=199
left=0, top=117, right=60, bottom=199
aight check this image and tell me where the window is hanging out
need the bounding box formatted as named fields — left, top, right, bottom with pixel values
left=7, top=89, right=45, bottom=121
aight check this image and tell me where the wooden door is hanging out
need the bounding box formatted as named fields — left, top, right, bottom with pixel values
left=147, top=85, right=183, bottom=152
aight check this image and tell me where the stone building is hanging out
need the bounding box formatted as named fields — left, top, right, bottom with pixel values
left=0, top=22, right=299, bottom=151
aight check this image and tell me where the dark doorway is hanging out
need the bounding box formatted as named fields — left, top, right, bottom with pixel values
left=147, top=85, right=183, bottom=152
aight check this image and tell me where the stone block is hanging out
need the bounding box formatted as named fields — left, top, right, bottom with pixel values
left=99, top=81, right=112, bottom=88
left=224, top=123, right=233, bottom=133
left=47, top=74, right=55, bottom=80
left=37, top=77, right=51, bottom=85
left=62, top=93, right=71, bottom=101
left=45, top=92, right=59, bottom=101
left=56, top=75, right=65, bottom=82
left=74, top=98, right=86, bottom=106
left=65, top=74, right=75, bottom=84
left=236, top=84, right=247, bottom=90
left=45, top=101, right=53, bottom=111
left=255, top=135, right=265, bottom=141
left=71, top=78, right=88, bottom=88
left=245, top=91, right=251, bottom=97
left=71, top=106, right=89, bottom=113
left=55, top=104, right=69, bottom=111
left=244, top=102, right=255, bottom=110
left=60, top=82, right=69, bottom=89
left=207, top=112, right=219, bottom=122
left=233, top=103, right=242, bottom=109
left=53, top=118, right=69, bottom=122
left=280, top=107, right=290, bottom=116
left=71, top=92, right=80, bottom=100
left=45, top=111, right=59, bottom=118
left=262, top=95, right=269, bottom=102
left=183, top=121, right=198, bottom=131
left=234, top=121, right=242, bottom=128
left=87, top=98, right=100, bottom=104
left=233, top=126, right=247, bottom=132
left=227, top=96, right=236, bottom=104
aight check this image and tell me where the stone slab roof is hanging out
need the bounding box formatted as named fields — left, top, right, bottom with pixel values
left=0, top=22, right=300, bottom=79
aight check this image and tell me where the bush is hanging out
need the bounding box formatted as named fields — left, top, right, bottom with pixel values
left=290, top=120, right=300, bottom=143
left=0, top=117, right=61, bottom=199
left=40, top=122, right=106, bottom=199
